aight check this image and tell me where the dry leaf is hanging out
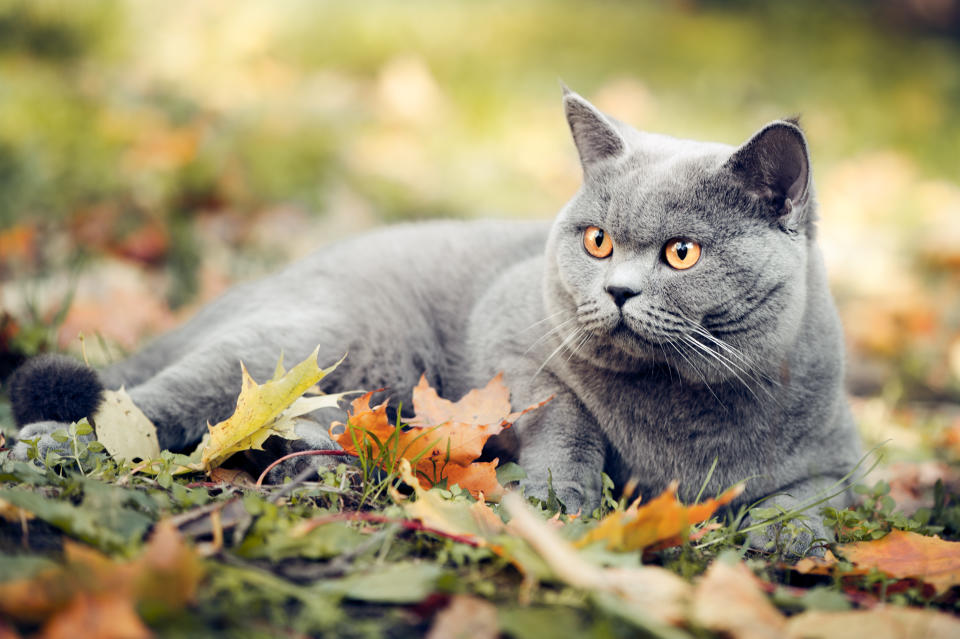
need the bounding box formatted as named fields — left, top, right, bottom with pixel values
left=793, top=549, right=842, bottom=576
left=93, top=388, right=161, bottom=463
left=332, top=374, right=550, bottom=499
left=691, top=560, right=786, bottom=639
left=502, top=492, right=691, bottom=627
left=391, top=459, right=505, bottom=545
left=575, top=480, right=744, bottom=551
left=837, top=530, right=960, bottom=594
left=39, top=592, right=152, bottom=639
left=0, top=497, right=35, bottom=523
left=0, top=520, right=203, bottom=626
left=786, top=608, right=960, bottom=639
left=426, top=595, right=498, bottom=639
left=201, top=347, right=344, bottom=470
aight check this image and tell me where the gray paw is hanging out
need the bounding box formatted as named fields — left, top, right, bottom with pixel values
left=257, top=418, right=353, bottom=484
left=521, top=478, right=596, bottom=514
left=745, top=517, right=830, bottom=557
left=11, top=420, right=91, bottom=462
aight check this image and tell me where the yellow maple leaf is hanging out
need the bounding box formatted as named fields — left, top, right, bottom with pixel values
left=201, top=347, right=344, bottom=471
left=575, top=481, right=744, bottom=552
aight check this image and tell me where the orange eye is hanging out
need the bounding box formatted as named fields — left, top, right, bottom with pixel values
left=583, top=226, right=613, bottom=259
left=664, top=238, right=701, bottom=270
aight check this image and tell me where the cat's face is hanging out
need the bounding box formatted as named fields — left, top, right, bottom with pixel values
left=544, top=91, right=814, bottom=385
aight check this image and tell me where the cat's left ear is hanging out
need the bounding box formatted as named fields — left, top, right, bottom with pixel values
left=563, top=87, right=627, bottom=177
left=726, top=120, right=811, bottom=229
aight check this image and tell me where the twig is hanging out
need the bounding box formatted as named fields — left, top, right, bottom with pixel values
left=255, top=449, right=355, bottom=488
left=298, top=511, right=483, bottom=548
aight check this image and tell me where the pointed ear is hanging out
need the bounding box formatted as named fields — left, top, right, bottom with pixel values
left=726, top=121, right=811, bottom=227
left=563, top=88, right=627, bottom=175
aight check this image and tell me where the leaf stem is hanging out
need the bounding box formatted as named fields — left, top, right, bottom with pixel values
left=255, top=449, right=356, bottom=488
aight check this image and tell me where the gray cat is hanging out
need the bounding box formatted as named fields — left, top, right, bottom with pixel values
left=8, top=89, right=860, bottom=551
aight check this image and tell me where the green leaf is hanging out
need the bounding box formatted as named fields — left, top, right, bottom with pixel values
left=495, top=461, right=526, bottom=486
left=322, top=561, right=445, bottom=603
left=0, top=486, right=152, bottom=552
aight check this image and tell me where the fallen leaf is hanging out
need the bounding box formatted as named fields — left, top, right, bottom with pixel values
left=331, top=374, right=550, bottom=499
left=0, top=521, right=202, bottom=631
left=208, top=467, right=256, bottom=487
left=575, top=480, right=744, bottom=551
left=793, top=550, right=842, bottom=576
left=426, top=594, right=498, bottom=639
left=502, top=492, right=691, bottom=628
left=0, top=497, right=34, bottom=523
left=39, top=592, right=152, bottom=639
left=391, top=459, right=505, bottom=545
left=201, top=347, right=344, bottom=470
left=786, top=607, right=960, bottom=639
left=691, top=560, right=786, bottom=639
left=836, top=530, right=960, bottom=594
left=93, top=389, right=161, bottom=463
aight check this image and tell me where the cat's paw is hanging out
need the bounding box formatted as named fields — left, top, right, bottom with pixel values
left=745, top=517, right=831, bottom=557
left=255, top=418, right=353, bottom=484
left=521, top=478, right=597, bottom=515
left=11, top=420, right=92, bottom=462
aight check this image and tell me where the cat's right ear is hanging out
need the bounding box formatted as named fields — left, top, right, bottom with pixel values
left=563, top=87, right=627, bottom=176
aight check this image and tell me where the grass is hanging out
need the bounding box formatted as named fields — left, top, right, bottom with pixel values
left=1, top=417, right=959, bottom=637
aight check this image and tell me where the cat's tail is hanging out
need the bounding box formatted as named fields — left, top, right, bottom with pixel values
left=7, top=354, right=104, bottom=427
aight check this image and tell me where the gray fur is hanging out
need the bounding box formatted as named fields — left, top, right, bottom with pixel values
left=11, top=91, right=860, bottom=551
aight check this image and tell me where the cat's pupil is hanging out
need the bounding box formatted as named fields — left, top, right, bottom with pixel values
left=676, top=243, right=688, bottom=261
left=593, top=230, right=604, bottom=247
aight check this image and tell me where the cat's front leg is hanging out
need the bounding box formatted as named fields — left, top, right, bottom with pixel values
left=515, top=392, right=606, bottom=515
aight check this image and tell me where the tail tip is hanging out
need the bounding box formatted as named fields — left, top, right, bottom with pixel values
left=7, top=354, right=104, bottom=426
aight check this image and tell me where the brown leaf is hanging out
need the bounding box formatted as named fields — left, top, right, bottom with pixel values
left=786, top=608, right=960, bottom=639
left=39, top=592, right=152, bottom=639
left=502, top=492, right=691, bottom=627
left=691, top=560, right=787, bottom=639
left=0, top=520, right=204, bottom=626
left=331, top=374, right=550, bottom=499
left=837, top=530, right=960, bottom=594
left=426, top=595, right=498, bottom=639
left=576, top=481, right=744, bottom=551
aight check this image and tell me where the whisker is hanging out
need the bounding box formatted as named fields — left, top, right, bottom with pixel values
left=523, top=316, right=578, bottom=355
left=682, top=335, right=761, bottom=403
left=534, top=327, right=585, bottom=378
left=667, top=339, right=725, bottom=410
left=516, top=309, right=567, bottom=335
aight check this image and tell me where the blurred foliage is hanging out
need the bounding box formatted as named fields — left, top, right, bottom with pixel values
left=0, top=0, right=957, bottom=404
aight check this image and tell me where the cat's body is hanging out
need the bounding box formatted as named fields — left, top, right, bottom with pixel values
left=9, top=91, right=860, bottom=550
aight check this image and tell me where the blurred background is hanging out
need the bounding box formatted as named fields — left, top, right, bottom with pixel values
left=0, top=0, right=959, bottom=488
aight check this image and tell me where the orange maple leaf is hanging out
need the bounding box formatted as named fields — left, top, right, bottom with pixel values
left=330, top=374, right=550, bottom=500
left=575, top=480, right=744, bottom=551
left=837, top=530, right=960, bottom=594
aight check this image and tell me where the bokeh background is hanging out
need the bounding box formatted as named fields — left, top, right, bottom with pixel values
left=1, top=0, right=959, bottom=488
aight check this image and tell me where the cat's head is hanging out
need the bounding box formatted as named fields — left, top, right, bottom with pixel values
left=544, top=89, right=818, bottom=384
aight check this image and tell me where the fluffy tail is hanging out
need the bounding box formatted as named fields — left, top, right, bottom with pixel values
left=7, top=354, right=104, bottom=427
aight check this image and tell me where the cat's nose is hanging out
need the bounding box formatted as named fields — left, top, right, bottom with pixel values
left=606, top=285, right=639, bottom=307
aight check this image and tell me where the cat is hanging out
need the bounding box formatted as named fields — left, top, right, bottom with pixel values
left=7, top=88, right=861, bottom=552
